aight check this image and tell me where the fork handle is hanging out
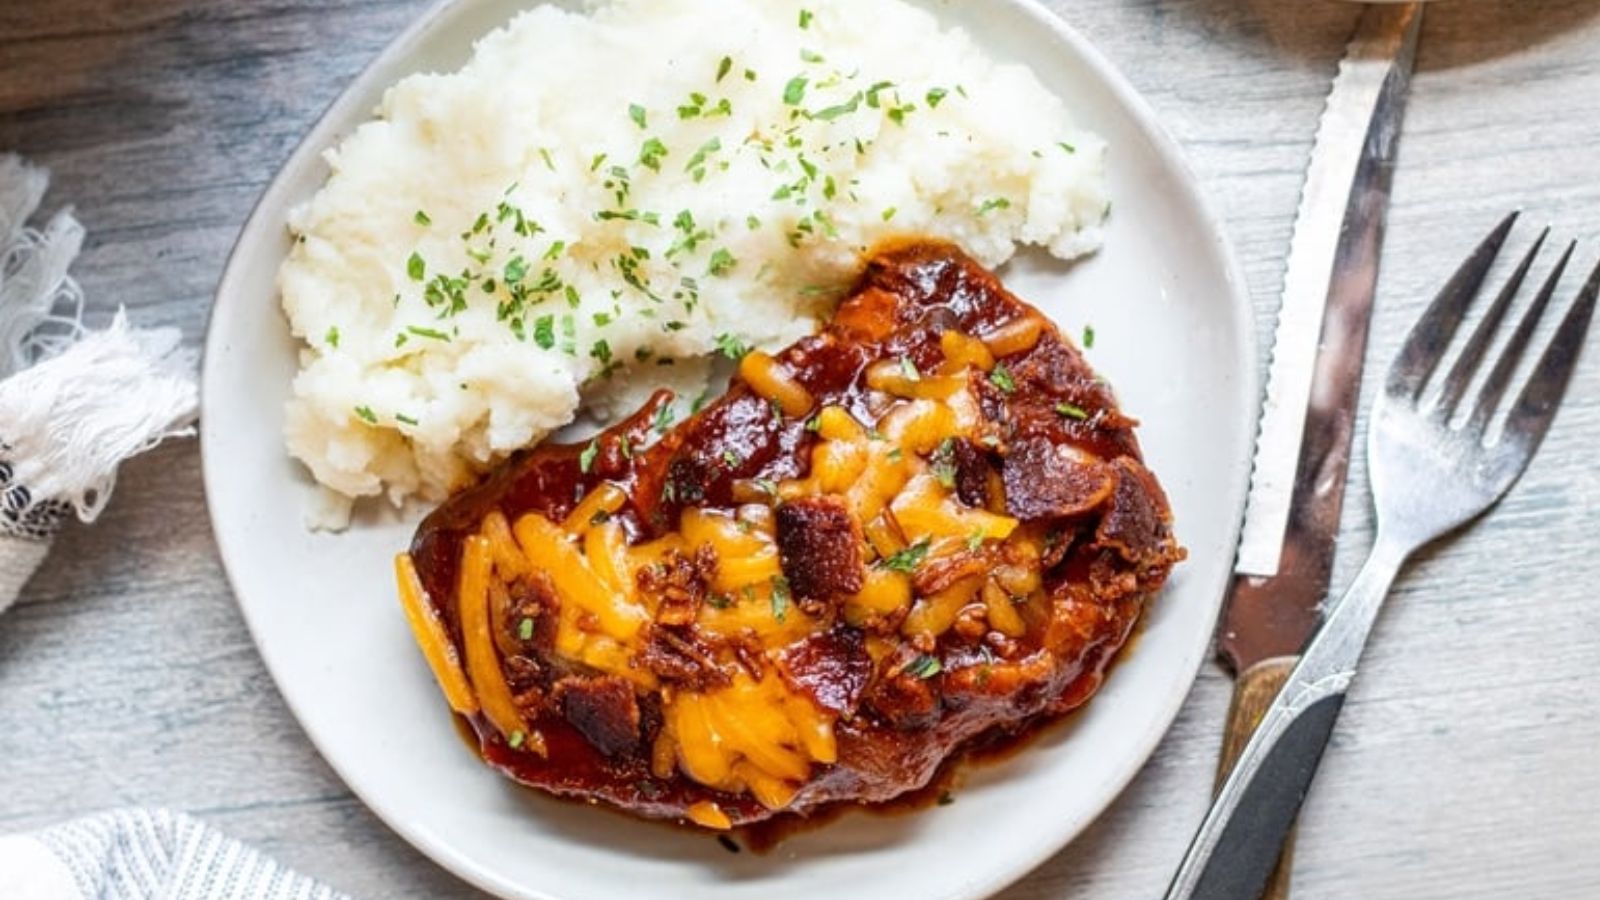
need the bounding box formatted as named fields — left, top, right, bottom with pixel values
left=1167, top=537, right=1410, bottom=900
left=1216, top=656, right=1299, bottom=900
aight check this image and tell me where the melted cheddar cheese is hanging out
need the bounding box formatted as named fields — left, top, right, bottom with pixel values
left=397, top=317, right=1060, bottom=815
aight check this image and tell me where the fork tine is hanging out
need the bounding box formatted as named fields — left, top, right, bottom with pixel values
left=1434, top=228, right=1549, bottom=417
left=1497, top=255, right=1600, bottom=456
left=1386, top=212, right=1519, bottom=400
left=1466, top=241, right=1576, bottom=433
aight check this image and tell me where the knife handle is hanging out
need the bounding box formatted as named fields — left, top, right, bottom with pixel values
left=1216, top=657, right=1299, bottom=900
left=1167, top=538, right=1409, bottom=900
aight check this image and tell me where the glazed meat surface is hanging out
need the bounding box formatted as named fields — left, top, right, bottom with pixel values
left=401, top=241, right=1184, bottom=829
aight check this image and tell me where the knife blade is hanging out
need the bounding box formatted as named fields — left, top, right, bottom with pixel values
left=1221, top=2, right=1423, bottom=676
left=1206, top=6, right=1423, bottom=898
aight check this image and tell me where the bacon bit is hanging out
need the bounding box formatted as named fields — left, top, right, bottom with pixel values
left=640, top=625, right=730, bottom=690
left=777, top=627, right=871, bottom=716
left=775, top=496, right=864, bottom=604
left=1001, top=437, right=1114, bottom=520
left=554, top=675, right=641, bottom=757
left=637, top=547, right=713, bottom=626
left=1095, top=457, right=1181, bottom=565
left=947, top=437, right=998, bottom=509
left=911, top=547, right=993, bottom=596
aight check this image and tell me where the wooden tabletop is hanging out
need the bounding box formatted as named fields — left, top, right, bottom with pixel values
left=4, top=1, right=1598, bottom=897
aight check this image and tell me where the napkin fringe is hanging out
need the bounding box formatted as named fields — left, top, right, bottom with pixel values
left=0, top=154, right=86, bottom=379
left=0, top=153, right=199, bottom=611
left=0, top=312, right=197, bottom=528
left=4, top=808, right=348, bottom=900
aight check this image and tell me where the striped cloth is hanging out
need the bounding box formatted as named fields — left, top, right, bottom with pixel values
left=0, top=809, right=349, bottom=900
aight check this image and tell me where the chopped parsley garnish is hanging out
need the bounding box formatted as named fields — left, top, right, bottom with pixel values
left=716, top=56, right=733, bottom=82
left=721, top=449, right=742, bottom=467
left=1056, top=402, right=1089, bottom=420
left=885, top=99, right=916, bottom=125
left=977, top=197, right=1012, bottom=215
left=595, top=208, right=660, bottom=225
left=413, top=210, right=431, bottom=226
left=714, top=333, right=747, bottom=360
left=406, top=251, right=425, bottom=281
left=707, top=248, right=737, bottom=277
left=543, top=240, right=566, bottom=261
left=628, top=103, right=647, bottom=129
left=395, top=413, right=419, bottom=426
left=865, top=80, right=895, bottom=108
left=879, top=540, right=931, bottom=574
left=1082, top=324, right=1096, bottom=348
left=782, top=76, right=808, bottom=106
left=637, top=137, right=668, bottom=171
left=899, top=356, right=921, bottom=382
left=812, top=92, right=862, bottom=121
left=324, top=326, right=339, bottom=348
left=931, top=438, right=958, bottom=489
left=905, top=654, right=942, bottom=679
left=508, top=730, right=526, bottom=749
left=988, top=361, right=1016, bottom=393
left=653, top=402, right=676, bottom=434
left=406, top=325, right=450, bottom=342
left=1058, top=141, right=1077, bottom=154
left=966, top=529, right=986, bottom=551
left=579, top=439, right=600, bottom=474
left=683, top=137, right=721, bottom=178
left=503, top=255, right=528, bottom=284
left=926, top=87, right=949, bottom=108
left=881, top=206, right=897, bottom=222
left=798, top=8, right=813, bottom=28
left=539, top=147, right=555, bottom=171
left=532, top=315, right=555, bottom=349
left=770, top=576, right=791, bottom=622
left=589, top=338, right=612, bottom=364
left=517, top=617, right=534, bottom=641
left=353, top=405, right=377, bottom=424
left=800, top=48, right=825, bottom=64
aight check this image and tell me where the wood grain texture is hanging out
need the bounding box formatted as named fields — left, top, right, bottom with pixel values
left=3, top=1, right=1599, bottom=898
left=1216, top=656, right=1299, bottom=900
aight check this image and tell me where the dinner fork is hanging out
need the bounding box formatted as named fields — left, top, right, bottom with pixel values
left=1165, top=213, right=1599, bottom=900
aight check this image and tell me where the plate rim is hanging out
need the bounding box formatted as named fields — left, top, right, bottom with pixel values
left=200, top=0, right=1260, bottom=897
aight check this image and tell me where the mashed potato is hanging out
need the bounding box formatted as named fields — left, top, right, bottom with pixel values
left=281, top=0, right=1109, bottom=526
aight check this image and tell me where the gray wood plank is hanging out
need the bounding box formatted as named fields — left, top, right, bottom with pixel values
left=3, top=1, right=1598, bottom=897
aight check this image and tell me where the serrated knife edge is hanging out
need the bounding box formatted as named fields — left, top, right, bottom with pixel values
left=1234, top=10, right=1423, bottom=579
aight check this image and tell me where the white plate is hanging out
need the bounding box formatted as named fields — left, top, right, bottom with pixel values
left=202, top=1, right=1257, bottom=897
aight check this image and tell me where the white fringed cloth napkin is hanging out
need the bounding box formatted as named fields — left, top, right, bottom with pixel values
left=0, top=157, right=349, bottom=899
left=0, top=153, right=198, bottom=610
left=0, top=810, right=346, bottom=900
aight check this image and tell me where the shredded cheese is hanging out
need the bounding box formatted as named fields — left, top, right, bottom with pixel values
left=394, top=553, right=479, bottom=715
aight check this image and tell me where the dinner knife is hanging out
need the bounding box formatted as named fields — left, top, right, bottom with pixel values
left=1186, top=5, right=1424, bottom=900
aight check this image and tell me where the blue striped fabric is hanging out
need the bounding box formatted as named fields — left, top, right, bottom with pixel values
left=26, top=809, right=348, bottom=900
